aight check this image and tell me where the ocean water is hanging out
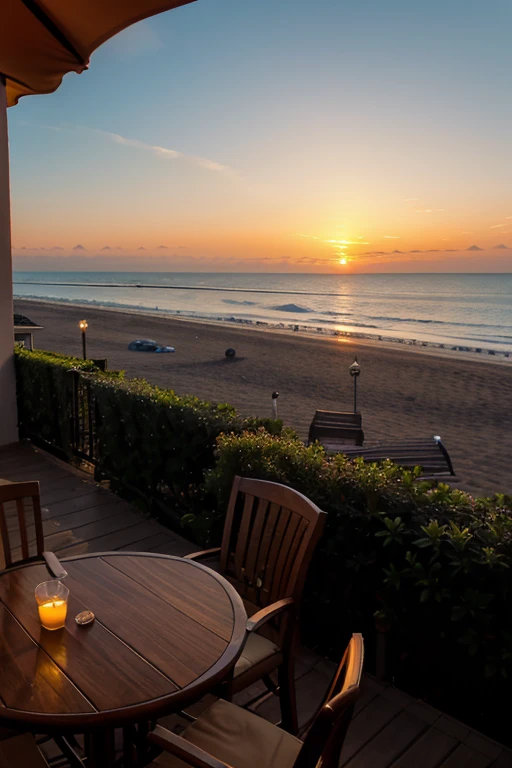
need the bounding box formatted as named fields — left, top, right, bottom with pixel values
left=13, top=272, right=512, bottom=355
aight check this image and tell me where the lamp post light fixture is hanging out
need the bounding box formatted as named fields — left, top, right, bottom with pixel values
left=78, top=319, right=88, bottom=360
left=349, top=357, right=361, bottom=413
left=271, top=391, right=279, bottom=419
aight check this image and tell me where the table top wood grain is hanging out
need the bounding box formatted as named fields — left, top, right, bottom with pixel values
left=0, top=552, right=247, bottom=731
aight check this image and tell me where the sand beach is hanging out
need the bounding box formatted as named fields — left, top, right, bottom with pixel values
left=16, top=299, right=512, bottom=498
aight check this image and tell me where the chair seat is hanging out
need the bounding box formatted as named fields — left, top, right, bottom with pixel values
left=0, top=733, right=48, bottom=768
left=153, top=699, right=302, bottom=768
left=234, top=632, right=281, bottom=679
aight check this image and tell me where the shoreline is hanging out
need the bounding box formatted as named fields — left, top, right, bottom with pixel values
left=14, top=296, right=512, bottom=367
left=15, top=298, right=512, bottom=498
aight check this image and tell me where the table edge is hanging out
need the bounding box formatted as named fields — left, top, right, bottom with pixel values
left=0, top=552, right=247, bottom=731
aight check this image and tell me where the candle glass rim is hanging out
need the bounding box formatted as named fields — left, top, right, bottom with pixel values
left=35, top=579, right=69, bottom=606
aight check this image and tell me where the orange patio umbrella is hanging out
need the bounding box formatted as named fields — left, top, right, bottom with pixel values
left=1, top=0, right=196, bottom=105
left=0, top=0, right=196, bottom=446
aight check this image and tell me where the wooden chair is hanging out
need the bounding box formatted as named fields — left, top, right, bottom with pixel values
left=0, top=481, right=44, bottom=569
left=148, top=634, right=364, bottom=768
left=185, top=476, right=327, bottom=733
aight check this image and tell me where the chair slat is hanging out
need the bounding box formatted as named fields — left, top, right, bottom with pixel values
left=0, top=502, right=12, bottom=568
left=220, top=476, right=242, bottom=574
left=253, top=501, right=280, bottom=593
left=274, top=516, right=309, bottom=602
left=32, top=492, right=45, bottom=558
left=244, top=497, right=269, bottom=585
left=261, top=506, right=292, bottom=606
left=233, top=494, right=255, bottom=582
left=16, top=499, right=29, bottom=561
left=269, top=511, right=301, bottom=605
left=0, top=481, right=44, bottom=569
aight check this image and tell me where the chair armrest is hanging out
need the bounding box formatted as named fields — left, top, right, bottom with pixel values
left=148, top=726, right=233, bottom=768
left=184, top=547, right=222, bottom=561
left=246, top=597, right=295, bottom=633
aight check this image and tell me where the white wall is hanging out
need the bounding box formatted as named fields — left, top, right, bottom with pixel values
left=0, top=79, right=18, bottom=446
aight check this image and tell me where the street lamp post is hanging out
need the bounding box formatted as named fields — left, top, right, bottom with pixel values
left=349, top=357, right=361, bottom=413
left=78, top=320, right=88, bottom=360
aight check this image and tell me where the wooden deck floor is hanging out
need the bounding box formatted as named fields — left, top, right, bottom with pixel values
left=1, top=441, right=511, bottom=768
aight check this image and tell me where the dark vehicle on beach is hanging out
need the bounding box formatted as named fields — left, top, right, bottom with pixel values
left=128, top=339, right=174, bottom=352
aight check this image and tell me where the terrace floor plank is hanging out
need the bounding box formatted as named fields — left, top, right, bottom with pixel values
left=344, top=711, right=427, bottom=768
left=1, top=441, right=511, bottom=768
left=56, top=520, right=169, bottom=557
left=439, top=744, right=493, bottom=768
left=340, top=695, right=404, bottom=766
left=390, top=727, right=458, bottom=768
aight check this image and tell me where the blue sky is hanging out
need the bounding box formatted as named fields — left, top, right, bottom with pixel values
left=8, top=0, right=512, bottom=272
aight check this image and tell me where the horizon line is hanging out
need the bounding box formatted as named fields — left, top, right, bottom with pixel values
left=12, top=270, right=512, bottom=276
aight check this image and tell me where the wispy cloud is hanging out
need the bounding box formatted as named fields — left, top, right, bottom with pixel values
left=359, top=242, right=512, bottom=258
left=415, top=209, right=432, bottom=213
left=107, top=21, right=163, bottom=61
left=96, top=129, right=231, bottom=173
left=489, top=223, right=505, bottom=228
left=297, top=234, right=370, bottom=245
left=383, top=235, right=400, bottom=239
left=44, top=123, right=232, bottom=174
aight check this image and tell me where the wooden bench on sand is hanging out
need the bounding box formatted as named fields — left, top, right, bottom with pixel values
left=308, top=410, right=365, bottom=449
left=336, top=436, right=456, bottom=480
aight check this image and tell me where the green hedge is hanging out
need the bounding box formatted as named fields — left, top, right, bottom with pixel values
left=201, top=430, right=512, bottom=738
left=14, top=348, right=282, bottom=523
left=14, top=347, right=512, bottom=739
left=14, top=348, right=121, bottom=458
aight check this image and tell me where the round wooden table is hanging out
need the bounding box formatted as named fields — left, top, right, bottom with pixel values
left=0, top=552, right=247, bottom=765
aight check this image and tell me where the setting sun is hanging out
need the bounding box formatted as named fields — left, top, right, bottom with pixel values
left=339, top=258, right=348, bottom=265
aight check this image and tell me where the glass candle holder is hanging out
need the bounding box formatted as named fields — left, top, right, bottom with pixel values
left=35, top=580, right=69, bottom=631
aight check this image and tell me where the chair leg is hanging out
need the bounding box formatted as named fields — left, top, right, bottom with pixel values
left=262, top=674, right=279, bottom=695
left=52, top=735, right=85, bottom=768
left=277, top=654, right=298, bottom=735
left=122, top=726, right=137, bottom=768
left=85, top=729, right=116, bottom=768
left=219, top=670, right=234, bottom=702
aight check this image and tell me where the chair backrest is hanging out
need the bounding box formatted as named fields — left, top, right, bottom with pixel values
left=294, top=634, right=364, bottom=768
left=219, top=477, right=326, bottom=637
left=0, top=481, right=44, bottom=569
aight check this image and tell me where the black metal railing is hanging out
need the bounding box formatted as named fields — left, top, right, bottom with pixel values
left=69, top=369, right=98, bottom=464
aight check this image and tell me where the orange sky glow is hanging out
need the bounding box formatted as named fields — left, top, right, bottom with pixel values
left=8, top=1, right=512, bottom=274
